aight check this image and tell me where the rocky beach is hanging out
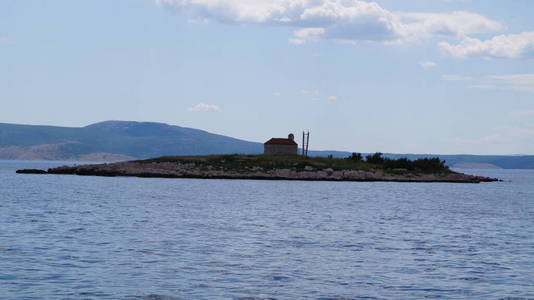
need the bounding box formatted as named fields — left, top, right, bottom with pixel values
left=16, top=155, right=500, bottom=183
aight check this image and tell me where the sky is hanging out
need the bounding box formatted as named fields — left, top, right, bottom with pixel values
left=1, top=0, right=534, bottom=155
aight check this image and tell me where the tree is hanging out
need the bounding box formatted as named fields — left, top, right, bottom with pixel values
left=347, top=152, right=362, bottom=162
left=366, top=152, right=384, bottom=164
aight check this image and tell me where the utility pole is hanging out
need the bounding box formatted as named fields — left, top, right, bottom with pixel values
left=302, top=132, right=305, bottom=156
left=302, top=131, right=310, bottom=157
left=306, top=131, right=310, bottom=157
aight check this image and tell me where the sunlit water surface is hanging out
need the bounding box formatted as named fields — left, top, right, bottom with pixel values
left=1, top=160, right=533, bottom=299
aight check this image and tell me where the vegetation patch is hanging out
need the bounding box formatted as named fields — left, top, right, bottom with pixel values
left=137, top=152, right=451, bottom=174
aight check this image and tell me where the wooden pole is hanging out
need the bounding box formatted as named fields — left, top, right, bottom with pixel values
left=302, top=131, right=305, bottom=156
left=306, top=131, right=310, bottom=157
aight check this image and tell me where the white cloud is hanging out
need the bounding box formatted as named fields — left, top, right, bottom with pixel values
left=273, top=92, right=282, bottom=96
left=420, top=61, right=437, bottom=68
left=187, top=103, right=222, bottom=112
left=442, top=74, right=473, bottom=81
left=439, top=31, right=534, bottom=59
left=399, top=11, right=504, bottom=41
left=443, top=73, right=534, bottom=93
left=293, top=27, right=326, bottom=43
left=327, top=95, right=337, bottom=101
left=155, top=0, right=503, bottom=45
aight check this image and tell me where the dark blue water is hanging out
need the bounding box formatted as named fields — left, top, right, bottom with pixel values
left=1, top=160, right=533, bottom=299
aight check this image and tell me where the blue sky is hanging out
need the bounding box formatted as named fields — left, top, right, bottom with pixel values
left=1, top=0, right=534, bottom=154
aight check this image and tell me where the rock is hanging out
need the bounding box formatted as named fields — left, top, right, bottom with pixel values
left=16, top=159, right=501, bottom=183
left=16, top=169, right=47, bottom=174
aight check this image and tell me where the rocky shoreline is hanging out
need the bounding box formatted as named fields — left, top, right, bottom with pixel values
left=17, top=161, right=500, bottom=183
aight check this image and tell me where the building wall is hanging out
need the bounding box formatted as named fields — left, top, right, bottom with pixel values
left=264, top=144, right=298, bottom=155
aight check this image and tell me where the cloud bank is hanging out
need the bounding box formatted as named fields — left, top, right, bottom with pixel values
left=155, top=0, right=504, bottom=45
left=439, top=31, right=534, bottom=59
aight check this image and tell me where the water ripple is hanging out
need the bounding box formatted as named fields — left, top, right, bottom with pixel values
left=1, top=161, right=533, bottom=299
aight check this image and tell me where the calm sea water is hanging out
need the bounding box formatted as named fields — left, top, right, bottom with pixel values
left=1, top=160, right=533, bottom=300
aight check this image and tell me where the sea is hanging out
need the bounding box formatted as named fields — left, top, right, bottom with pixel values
left=1, top=160, right=533, bottom=300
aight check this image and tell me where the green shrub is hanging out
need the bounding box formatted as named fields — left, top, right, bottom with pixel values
left=383, top=157, right=414, bottom=170
left=383, top=157, right=447, bottom=172
left=413, top=157, right=447, bottom=171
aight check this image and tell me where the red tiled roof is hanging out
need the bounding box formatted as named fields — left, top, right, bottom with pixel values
left=264, top=138, right=297, bottom=145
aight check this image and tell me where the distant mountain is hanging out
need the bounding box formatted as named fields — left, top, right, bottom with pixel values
left=1, top=121, right=534, bottom=168
left=0, top=121, right=262, bottom=161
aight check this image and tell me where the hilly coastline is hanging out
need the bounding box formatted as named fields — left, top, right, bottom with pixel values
left=2, top=121, right=534, bottom=169
left=0, top=121, right=262, bottom=161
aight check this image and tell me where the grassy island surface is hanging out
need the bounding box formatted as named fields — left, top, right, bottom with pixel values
left=17, top=153, right=500, bottom=183
left=139, top=153, right=451, bottom=174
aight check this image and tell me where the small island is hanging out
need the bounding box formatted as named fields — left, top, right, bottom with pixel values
left=17, top=153, right=500, bottom=183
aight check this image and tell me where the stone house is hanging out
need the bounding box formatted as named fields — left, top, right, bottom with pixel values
left=264, top=133, right=298, bottom=155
